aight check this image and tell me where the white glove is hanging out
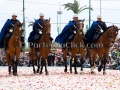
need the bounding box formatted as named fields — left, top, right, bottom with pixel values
left=100, top=29, right=103, bottom=33
left=74, top=31, right=76, bottom=34
left=9, top=29, right=13, bottom=32
left=39, top=31, right=42, bottom=34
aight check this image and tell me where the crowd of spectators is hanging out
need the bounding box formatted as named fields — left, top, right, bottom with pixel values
left=0, top=38, right=120, bottom=70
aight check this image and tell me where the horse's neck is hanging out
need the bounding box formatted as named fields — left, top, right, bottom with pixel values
left=98, top=28, right=111, bottom=47
left=73, top=33, right=82, bottom=42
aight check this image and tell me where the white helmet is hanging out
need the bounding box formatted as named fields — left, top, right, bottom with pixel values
left=97, top=15, right=101, bottom=18
left=73, top=14, right=78, bottom=18
left=12, top=13, right=17, bottom=16
left=39, top=13, right=44, bottom=16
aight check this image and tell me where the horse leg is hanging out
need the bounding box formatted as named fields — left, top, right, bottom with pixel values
left=103, top=55, right=107, bottom=75
left=6, top=52, right=12, bottom=75
left=32, top=59, right=36, bottom=74
left=40, top=58, right=43, bottom=74
left=44, top=58, right=49, bottom=75
left=11, top=57, right=16, bottom=76
left=30, top=47, right=36, bottom=74
left=98, top=54, right=104, bottom=72
left=80, top=57, right=84, bottom=74
left=13, top=59, right=18, bottom=76
left=74, top=57, right=78, bottom=74
left=91, top=54, right=95, bottom=74
left=64, top=58, right=68, bottom=72
left=70, top=57, right=72, bottom=73
left=63, top=49, right=67, bottom=72
left=37, top=55, right=40, bottom=73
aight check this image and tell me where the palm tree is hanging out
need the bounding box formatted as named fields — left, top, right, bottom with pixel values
left=62, top=0, right=93, bottom=14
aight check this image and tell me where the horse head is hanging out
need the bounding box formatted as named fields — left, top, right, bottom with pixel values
left=76, top=19, right=85, bottom=34
left=14, top=21, right=23, bottom=33
left=43, top=18, right=51, bottom=35
left=108, top=25, right=119, bottom=44
left=12, top=21, right=23, bottom=44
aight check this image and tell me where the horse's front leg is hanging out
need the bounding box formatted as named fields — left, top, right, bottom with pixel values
left=70, top=57, right=72, bottom=73
left=6, top=52, right=12, bottom=75
left=64, top=57, right=68, bottom=72
left=32, top=59, right=36, bottom=74
left=11, top=56, right=16, bottom=76
left=98, top=54, right=104, bottom=72
left=37, top=56, right=40, bottom=73
left=40, top=58, right=43, bottom=74
left=80, top=57, right=84, bottom=74
left=91, top=54, right=95, bottom=74
left=44, top=58, right=49, bottom=75
left=103, top=56, right=107, bottom=75
left=74, top=57, right=78, bottom=74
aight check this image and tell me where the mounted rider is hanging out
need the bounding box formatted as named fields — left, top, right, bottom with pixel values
left=85, top=15, right=107, bottom=44
left=55, top=14, right=85, bottom=49
left=28, top=13, right=53, bottom=45
left=0, top=13, right=25, bottom=51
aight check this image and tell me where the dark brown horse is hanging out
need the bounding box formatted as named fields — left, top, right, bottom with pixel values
left=30, top=18, right=51, bottom=75
left=63, top=19, right=85, bottom=74
left=5, top=22, right=23, bottom=76
left=86, top=25, right=120, bottom=74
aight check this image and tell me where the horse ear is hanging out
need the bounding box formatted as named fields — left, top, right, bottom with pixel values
left=83, top=18, right=85, bottom=21
left=49, top=18, right=50, bottom=22
left=21, top=22, right=24, bottom=25
left=118, top=28, right=120, bottom=30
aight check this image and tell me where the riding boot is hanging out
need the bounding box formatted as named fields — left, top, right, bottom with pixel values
left=92, top=32, right=101, bottom=43
left=34, top=33, right=41, bottom=43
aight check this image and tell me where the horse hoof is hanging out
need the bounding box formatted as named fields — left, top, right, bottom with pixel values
left=9, top=72, right=12, bottom=75
left=45, top=72, right=49, bottom=75
left=13, top=73, right=18, bottom=76
left=74, top=71, right=78, bottom=74
left=91, top=71, right=95, bottom=74
left=39, top=71, right=42, bottom=74
left=103, top=72, right=106, bottom=75
left=70, top=70, right=72, bottom=73
left=98, top=68, right=101, bottom=72
left=34, top=71, right=37, bottom=74
left=64, top=69, right=67, bottom=72
left=37, top=69, right=39, bottom=73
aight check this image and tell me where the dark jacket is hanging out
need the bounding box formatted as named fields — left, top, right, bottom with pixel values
left=69, top=21, right=77, bottom=33
left=55, top=20, right=77, bottom=44
left=28, top=19, right=43, bottom=42
left=94, top=21, right=107, bottom=32
left=0, top=19, right=21, bottom=48
left=33, top=19, right=43, bottom=33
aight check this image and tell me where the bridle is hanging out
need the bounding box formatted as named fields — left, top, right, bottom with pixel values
left=109, top=26, right=118, bottom=44
left=12, top=24, right=23, bottom=48
left=75, top=20, right=84, bottom=35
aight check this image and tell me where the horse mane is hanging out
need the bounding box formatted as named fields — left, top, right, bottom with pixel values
left=106, top=25, right=118, bottom=31
left=104, top=25, right=118, bottom=33
left=44, top=19, right=49, bottom=22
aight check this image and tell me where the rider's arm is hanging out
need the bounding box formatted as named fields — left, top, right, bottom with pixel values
left=69, top=25, right=76, bottom=33
left=102, top=22, right=107, bottom=31
left=94, top=26, right=100, bottom=32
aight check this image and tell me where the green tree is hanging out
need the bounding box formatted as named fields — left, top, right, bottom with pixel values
left=62, top=0, right=93, bottom=14
left=28, top=18, right=36, bottom=27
